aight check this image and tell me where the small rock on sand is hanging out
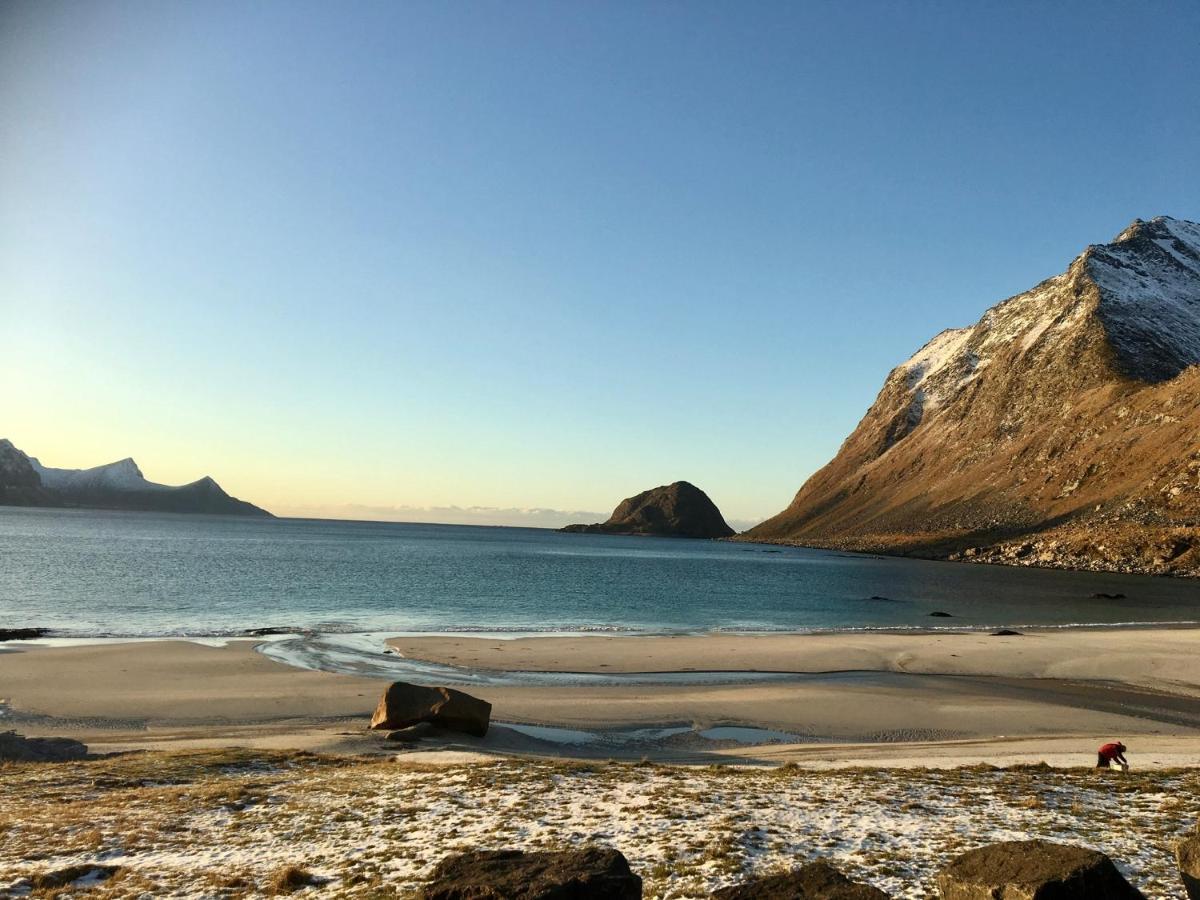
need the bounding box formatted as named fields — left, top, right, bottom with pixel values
left=0, top=628, right=49, bottom=641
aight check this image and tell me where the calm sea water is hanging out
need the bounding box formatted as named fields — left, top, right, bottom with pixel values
left=1, top=506, right=1198, bottom=637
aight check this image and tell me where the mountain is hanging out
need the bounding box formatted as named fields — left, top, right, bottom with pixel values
left=562, top=481, right=735, bottom=538
left=0, top=440, right=48, bottom=506
left=746, top=216, right=1200, bottom=577
left=0, top=440, right=272, bottom=517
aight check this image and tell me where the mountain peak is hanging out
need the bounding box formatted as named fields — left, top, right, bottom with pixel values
left=1, top=442, right=271, bottom=517
left=1084, top=214, right=1200, bottom=382
left=747, top=215, right=1200, bottom=576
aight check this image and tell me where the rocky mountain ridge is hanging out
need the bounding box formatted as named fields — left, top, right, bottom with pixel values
left=0, top=439, right=272, bottom=517
left=563, top=481, right=735, bottom=539
left=746, top=216, right=1200, bottom=576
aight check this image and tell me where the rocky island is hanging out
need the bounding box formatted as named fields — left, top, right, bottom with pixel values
left=745, top=216, right=1200, bottom=577
left=561, top=481, right=735, bottom=539
left=0, top=439, right=271, bottom=517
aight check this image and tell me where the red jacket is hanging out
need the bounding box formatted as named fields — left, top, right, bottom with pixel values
left=1099, top=742, right=1125, bottom=760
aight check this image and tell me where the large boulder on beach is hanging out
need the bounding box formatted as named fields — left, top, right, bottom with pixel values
left=369, top=682, right=491, bottom=737
left=0, top=731, right=88, bottom=762
left=1178, top=832, right=1200, bottom=899
left=712, top=860, right=890, bottom=898
left=420, top=847, right=641, bottom=899
left=936, top=839, right=1144, bottom=899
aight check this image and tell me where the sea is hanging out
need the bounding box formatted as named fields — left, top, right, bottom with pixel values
left=2, top=505, right=1198, bottom=639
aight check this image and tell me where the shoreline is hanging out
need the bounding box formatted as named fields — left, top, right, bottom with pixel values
left=11, top=616, right=1200, bottom=643
left=1, top=629, right=1199, bottom=767
left=730, top=530, right=1200, bottom=580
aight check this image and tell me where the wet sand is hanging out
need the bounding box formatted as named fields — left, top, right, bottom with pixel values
left=1, top=631, right=1199, bottom=766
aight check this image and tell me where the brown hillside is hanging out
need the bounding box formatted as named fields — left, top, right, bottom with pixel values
left=746, top=216, right=1200, bottom=576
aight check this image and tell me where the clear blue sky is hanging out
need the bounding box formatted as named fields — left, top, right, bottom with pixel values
left=2, top=1, right=1197, bottom=526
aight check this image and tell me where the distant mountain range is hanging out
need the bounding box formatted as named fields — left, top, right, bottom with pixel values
left=746, top=216, right=1200, bottom=577
left=0, top=440, right=271, bottom=517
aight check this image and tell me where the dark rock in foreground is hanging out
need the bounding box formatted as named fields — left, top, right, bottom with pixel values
left=369, top=682, right=491, bottom=737
left=562, top=481, right=735, bottom=539
left=1178, top=832, right=1200, bottom=900
left=0, top=730, right=89, bottom=762
left=936, top=839, right=1144, bottom=899
left=421, top=847, right=641, bottom=899
left=712, top=860, right=890, bottom=898
left=0, top=628, right=49, bottom=641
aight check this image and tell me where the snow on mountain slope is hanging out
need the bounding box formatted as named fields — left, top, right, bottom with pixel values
left=1088, top=216, right=1200, bottom=381
left=747, top=214, right=1200, bottom=576
left=884, top=216, right=1200, bottom=434
left=29, top=456, right=169, bottom=493
left=2, top=441, right=273, bottom=516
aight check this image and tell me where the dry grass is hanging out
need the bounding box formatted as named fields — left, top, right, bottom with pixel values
left=1, top=750, right=1197, bottom=898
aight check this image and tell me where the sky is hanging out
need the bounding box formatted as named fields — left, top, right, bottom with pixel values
left=2, top=1, right=1198, bottom=528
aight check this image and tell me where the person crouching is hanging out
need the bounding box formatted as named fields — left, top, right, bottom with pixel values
left=1097, top=741, right=1128, bottom=771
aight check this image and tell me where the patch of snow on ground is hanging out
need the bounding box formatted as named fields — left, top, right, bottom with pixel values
left=2, top=756, right=1197, bottom=899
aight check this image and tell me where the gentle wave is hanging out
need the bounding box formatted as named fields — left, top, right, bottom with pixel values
left=17, top=618, right=1200, bottom=641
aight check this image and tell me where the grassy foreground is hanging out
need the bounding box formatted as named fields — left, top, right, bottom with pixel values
left=2, top=749, right=1198, bottom=898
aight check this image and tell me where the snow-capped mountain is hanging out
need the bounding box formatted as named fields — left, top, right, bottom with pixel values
left=29, top=456, right=169, bottom=494
left=747, top=216, right=1200, bottom=576
left=0, top=440, right=271, bottom=517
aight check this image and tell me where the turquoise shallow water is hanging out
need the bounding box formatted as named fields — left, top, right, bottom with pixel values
left=1, top=506, right=1197, bottom=637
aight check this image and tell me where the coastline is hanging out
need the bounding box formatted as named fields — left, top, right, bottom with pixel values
left=2, top=627, right=1199, bottom=767
left=731, top=532, right=1200, bottom=579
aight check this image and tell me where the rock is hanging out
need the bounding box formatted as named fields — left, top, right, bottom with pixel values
left=420, top=847, right=641, bottom=899
left=936, top=839, right=1144, bottom=899
left=929, top=611, right=954, bottom=618
left=1091, top=592, right=1127, bottom=600
left=0, top=730, right=89, bottom=762
left=561, top=481, right=735, bottom=539
left=369, top=683, right=491, bottom=737
left=712, top=860, right=890, bottom=898
left=385, top=721, right=436, bottom=743
left=991, top=629, right=1023, bottom=636
left=0, top=628, right=49, bottom=641
left=1178, top=832, right=1200, bottom=900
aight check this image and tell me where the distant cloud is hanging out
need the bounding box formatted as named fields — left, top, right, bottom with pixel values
left=273, top=502, right=764, bottom=533
left=271, top=503, right=610, bottom=529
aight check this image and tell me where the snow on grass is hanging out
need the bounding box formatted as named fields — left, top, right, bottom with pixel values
left=1, top=751, right=1197, bottom=898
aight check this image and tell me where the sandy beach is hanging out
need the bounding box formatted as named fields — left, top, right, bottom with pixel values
left=1, top=629, right=1198, bottom=767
